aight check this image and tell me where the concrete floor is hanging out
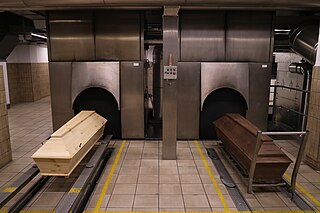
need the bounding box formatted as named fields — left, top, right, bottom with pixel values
left=0, top=97, right=319, bottom=212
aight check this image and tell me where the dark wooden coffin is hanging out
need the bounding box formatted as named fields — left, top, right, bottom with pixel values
left=213, top=114, right=292, bottom=181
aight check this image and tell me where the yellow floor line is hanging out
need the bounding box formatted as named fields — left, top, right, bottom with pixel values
left=284, top=172, right=320, bottom=207
left=194, top=140, right=230, bottom=211
left=93, top=140, right=126, bottom=213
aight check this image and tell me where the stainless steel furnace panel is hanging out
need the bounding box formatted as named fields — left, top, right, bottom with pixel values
left=120, top=61, right=144, bottom=139
left=180, top=11, right=225, bottom=62
left=177, top=62, right=200, bottom=139
left=201, top=63, right=249, bottom=110
left=95, top=11, right=142, bottom=61
left=48, top=11, right=95, bottom=61
left=49, top=62, right=74, bottom=131
left=247, top=63, right=271, bottom=130
left=226, top=11, right=273, bottom=62
left=71, top=62, right=120, bottom=108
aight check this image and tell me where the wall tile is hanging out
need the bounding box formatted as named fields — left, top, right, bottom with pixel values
left=0, top=66, right=11, bottom=168
left=305, top=66, right=320, bottom=169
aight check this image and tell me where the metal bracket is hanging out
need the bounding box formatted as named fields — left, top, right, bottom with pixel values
left=163, top=6, right=180, bottom=16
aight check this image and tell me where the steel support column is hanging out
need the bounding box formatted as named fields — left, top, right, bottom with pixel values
left=162, top=6, right=179, bottom=160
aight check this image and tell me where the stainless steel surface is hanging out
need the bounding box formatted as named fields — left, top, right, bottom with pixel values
left=95, top=11, right=142, bottom=61
left=302, top=70, right=310, bottom=131
left=226, top=11, right=273, bottom=62
left=290, top=131, right=309, bottom=197
left=261, top=131, right=308, bottom=135
left=246, top=63, right=271, bottom=130
left=49, top=62, right=74, bottom=131
left=24, top=0, right=104, bottom=7
left=153, top=47, right=163, bottom=120
left=201, top=63, right=249, bottom=110
left=177, top=62, right=200, bottom=139
left=120, top=61, right=144, bottom=138
left=248, top=130, right=262, bottom=194
left=2, top=0, right=320, bottom=9
left=289, top=25, right=319, bottom=65
left=71, top=62, right=120, bottom=108
left=180, top=11, right=225, bottom=62
left=48, top=11, right=95, bottom=61
left=162, top=6, right=179, bottom=160
left=289, top=63, right=305, bottom=74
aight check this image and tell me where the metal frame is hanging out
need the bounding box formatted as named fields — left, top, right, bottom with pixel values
left=248, top=130, right=309, bottom=197
left=55, top=135, right=113, bottom=213
left=217, top=141, right=314, bottom=210
left=0, top=166, right=39, bottom=209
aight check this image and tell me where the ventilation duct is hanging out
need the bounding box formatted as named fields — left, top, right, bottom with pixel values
left=0, top=12, right=35, bottom=59
left=289, top=25, right=319, bottom=65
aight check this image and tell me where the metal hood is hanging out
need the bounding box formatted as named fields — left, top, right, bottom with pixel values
left=0, top=0, right=320, bottom=9
left=289, top=24, right=319, bottom=65
left=0, top=12, right=35, bottom=59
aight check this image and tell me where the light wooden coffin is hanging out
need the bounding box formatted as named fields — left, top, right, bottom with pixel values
left=32, top=111, right=107, bottom=177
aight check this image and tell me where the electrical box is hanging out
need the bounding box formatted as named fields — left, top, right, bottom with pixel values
left=164, top=65, right=178, bottom=80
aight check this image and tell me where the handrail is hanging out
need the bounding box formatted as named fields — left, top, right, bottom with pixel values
left=270, top=85, right=310, bottom=94
left=274, top=105, right=308, bottom=117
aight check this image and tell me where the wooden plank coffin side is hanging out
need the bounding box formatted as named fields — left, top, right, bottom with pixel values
left=213, top=114, right=291, bottom=180
left=32, top=111, right=107, bottom=176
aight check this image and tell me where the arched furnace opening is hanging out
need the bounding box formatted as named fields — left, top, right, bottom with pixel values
left=200, top=88, right=248, bottom=139
left=73, top=87, right=121, bottom=138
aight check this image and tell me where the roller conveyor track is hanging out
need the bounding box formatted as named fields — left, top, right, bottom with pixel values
left=0, top=135, right=113, bottom=213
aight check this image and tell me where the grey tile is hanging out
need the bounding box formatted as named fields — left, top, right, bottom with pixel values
left=138, top=175, right=158, bottom=183
left=159, top=184, right=182, bottom=194
left=181, top=184, right=205, bottom=195
left=113, top=184, right=136, bottom=194
left=159, top=194, right=184, bottom=208
left=108, top=195, right=134, bottom=207
left=160, top=175, right=180, bottom=183
left=183, top=195, right=210, bottom=208
left=180, top=174, right=201, bottom=183
left=136, top=183, right=158, bottom=195
left=134, top=195, right=158, bottom=207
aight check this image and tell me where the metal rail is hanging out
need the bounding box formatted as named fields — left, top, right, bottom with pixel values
left=5, top=135, right=113, bottom=212
left=248, top=130, right=309, bottom=198
left=275, top=105, right=308, bottom=117
left=207, top=148, right=251, bottom=211
left=0, top=165, right=39, bottom=208
left=217, top=142, right=314, bottom=210
left=270, top=85, right=310, bottom=94
left=8, top=176, right=51, bottom=213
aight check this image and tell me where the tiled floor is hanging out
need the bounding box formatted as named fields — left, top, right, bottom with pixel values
left=0, top=97, right=319, bottom=212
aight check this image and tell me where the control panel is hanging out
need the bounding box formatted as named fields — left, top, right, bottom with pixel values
left=164, top=65, right=178, bottom=80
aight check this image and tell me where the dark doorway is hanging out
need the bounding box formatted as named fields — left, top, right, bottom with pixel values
left=73, top=87, right=121, bottom=138
left=200, top=88, right=248, bottom=139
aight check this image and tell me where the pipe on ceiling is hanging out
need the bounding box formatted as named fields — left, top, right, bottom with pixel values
left=1, top=0, right=320, bottom=9
left=289, top=25, right=319, bottom=65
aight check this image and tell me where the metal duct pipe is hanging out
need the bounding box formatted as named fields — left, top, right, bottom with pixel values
left=288, top=62, right=306, bottom=75
left=1, top=0, right=320, bottom=9
left=289, top=25, right=319, bottom=65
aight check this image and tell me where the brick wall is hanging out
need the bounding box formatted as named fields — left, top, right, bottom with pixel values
left=305, top=66, right=320, bottom=170
left=0, top=66, right=12, bottom=168
left=7, top=63, right=50, bottom=104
